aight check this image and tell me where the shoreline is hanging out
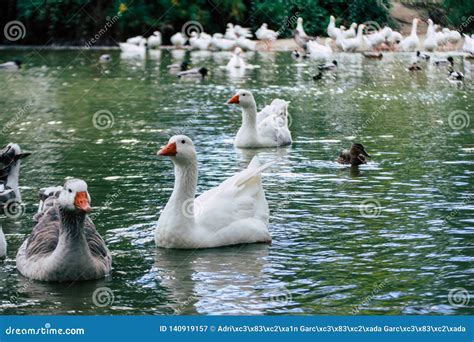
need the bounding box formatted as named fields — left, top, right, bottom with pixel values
left=0, top=37, right=465, bottom=52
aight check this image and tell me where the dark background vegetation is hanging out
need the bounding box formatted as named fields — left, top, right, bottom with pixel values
left=0, top=0, right=472, bottom=46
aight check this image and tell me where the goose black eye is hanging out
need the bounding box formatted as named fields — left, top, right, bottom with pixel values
left=181, top=140, right=186, bottom=144
left=242, top=94, right=246, bottom=96
left=68, top=189, right=72, bottom=193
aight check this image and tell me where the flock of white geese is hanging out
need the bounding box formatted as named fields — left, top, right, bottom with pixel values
left=115, top=16, right=474, bottom=58
left=0, top=15, right=471, bottom=283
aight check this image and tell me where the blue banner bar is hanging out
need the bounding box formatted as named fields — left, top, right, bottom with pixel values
left=0, top=316, right=472, bottom=342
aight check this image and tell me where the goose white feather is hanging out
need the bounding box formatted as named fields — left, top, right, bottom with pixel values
left=423, top=19, right=438, bottom=51
left=227, top=89, right=292, bottom=148
left=170, top=32, right=186, bottom=47
left=155, top=135, right=272, bottom=249
left=227, top=47, right=246, bottom=69
left=399, top=18, right=419, bottom=51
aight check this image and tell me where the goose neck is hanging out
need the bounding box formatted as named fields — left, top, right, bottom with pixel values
left=171, top=160, right=198, bottom=205
left=241, top=103, right=258, bottom=129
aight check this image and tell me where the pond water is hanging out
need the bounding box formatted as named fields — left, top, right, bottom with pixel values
left=0, top=48, right=472, bottom=315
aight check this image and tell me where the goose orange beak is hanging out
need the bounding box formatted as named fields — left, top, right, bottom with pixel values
left=158, top=142, right=177, bottom=156
left=227, top=94, right=240, bottom=104
left=74, top=191, right=92, bottom=213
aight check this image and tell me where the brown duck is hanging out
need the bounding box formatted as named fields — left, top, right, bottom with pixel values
left=338, top=143, right=371, bottom=166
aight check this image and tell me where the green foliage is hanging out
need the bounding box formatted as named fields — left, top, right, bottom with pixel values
left=442, top=0, right=474, bottom=33
left=9, top=0, right=470, bottom=45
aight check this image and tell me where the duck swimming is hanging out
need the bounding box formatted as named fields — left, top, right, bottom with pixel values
left=16, top=179, right=112, bottom=282
left=177, top=67, right=208, bottom=79
left=0, top=60, right=22, bottom=70
left=338, top=143, right=371, bottom=166
left=0, top=143, right=30, bottom=212
left=408, top=62, right=422, bottom=71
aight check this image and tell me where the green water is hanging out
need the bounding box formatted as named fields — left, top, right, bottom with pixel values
left=0, top=48, right=472, bottom=315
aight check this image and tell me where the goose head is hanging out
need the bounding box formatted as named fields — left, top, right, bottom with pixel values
left=350, top=23, right=357, bottom=30
left=227, top=89, right=255, bottom=109
left=0, top=143, right=31, bottom=180
left=297, top=18, right=303, bottom=26
left=158, top=135, right=196, bottom=165
left=58, top=179, right=91, bottom=213
left=330, top=16, right=335, bottom=24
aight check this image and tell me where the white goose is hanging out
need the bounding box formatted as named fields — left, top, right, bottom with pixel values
left=170, top=32, right=187, bottom=47
left=147, top=31, right=162, bottom=48
left=119, top=37, right=147, bottom=56
left=224, top=23, right=238, bottom=40
left=189, top=32, right=211, bottom=50
left=463, top=34, right=474, bottom=55
left=227, top=47, right=246, bottom=69
left=255, top=23, right=278, bottom=41
left=399, top=18, right=419, bottom=51
left=423, top=19, right=438, bottom=51
left=327, top=15, right=342, bottom=39
left=126, top=35, right=144, bottom=44
left=0, top=226, right=6, bottom=258
left=339, top=24, right=365, bottom=52
left=296, top=17, right=308, bottom=38
left=227, top=89, right=292, bottom=148
left=211, top=33, right=236, bottom=51
left=155, top=135, right=272, bottom=249
left=16, top=179, right=112, bottom=282
left=343, top=23, right=357, bottom=38
left=236, top=36, right=257, bottom=51
left=307, top=38, right=332, bottom=60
